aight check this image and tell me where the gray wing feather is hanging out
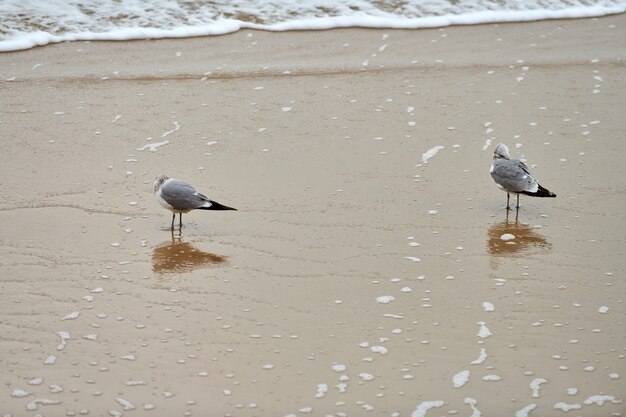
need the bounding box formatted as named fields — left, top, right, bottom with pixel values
left=161, top=180, right=209, bottom=210
left=491, top=159, right=538, bottom=193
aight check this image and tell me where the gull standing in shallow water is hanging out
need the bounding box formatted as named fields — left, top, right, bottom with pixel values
left=490, top=143, right=556, bottom=210
left=154, top=174, right=236, bottom=230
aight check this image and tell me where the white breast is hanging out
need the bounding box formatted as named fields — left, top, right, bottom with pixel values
left=155, top=187, right=175, bottom=211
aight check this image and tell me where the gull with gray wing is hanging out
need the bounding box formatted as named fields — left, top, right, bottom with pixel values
left=490, top=143, right=556, bottom=210
left=154, top=173, right=236, bottom=230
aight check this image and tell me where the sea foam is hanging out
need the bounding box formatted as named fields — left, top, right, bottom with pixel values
left=1, top=0, right=624, bottom=52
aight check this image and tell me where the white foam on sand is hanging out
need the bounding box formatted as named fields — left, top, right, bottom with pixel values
left=332, top=364, right=346, bottom=372
left=315, top=383, right=328, bottom=398
left=161, top=121, right=180, bottom=138
left=137, top=140, right=170, bottom=152
left=453, top=370, right=470, bottom=388
left=477, top=321, right=492, bottom=338
left=412, top=400, right=444, bottom=417
left=530, top=378, right=547, bottom=398
left=470, top=348, right=487, bottom=365
left=553, top=402, right=581, bottom=411
left=583, top=394, right=620, bottom=406
left=61, top=311, right=80, bottom=320
left=11, top=388, right=30, bottom=398
left=515, top=404, right=537, bottom=417
left=2, top=1, right=625, bottom=52
left=422, top=146, right=445, bottom=164
left=376, top=295, right=395, bottom=304
left=55, top=331, right=70, bottom=350
left=465, top=397, right=481, bottom=417
left=116, top=397, right=136, bottom=411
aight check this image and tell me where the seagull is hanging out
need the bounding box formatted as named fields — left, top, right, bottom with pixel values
left=154, top=173, right=236, bottom=230
left=490, top=143, right=556, bottom=210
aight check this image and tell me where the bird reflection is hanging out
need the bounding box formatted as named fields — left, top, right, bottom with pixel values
left=487, top=211, right=551, bottom=257
left=152, top=232, right=227, bottom=273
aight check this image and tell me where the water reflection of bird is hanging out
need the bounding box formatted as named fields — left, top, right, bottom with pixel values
left=487, top=211, right=551, bottom=257
left=152, top=235, right=227, bottom=273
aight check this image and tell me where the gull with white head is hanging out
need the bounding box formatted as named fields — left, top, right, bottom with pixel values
left=490, top=143, right=556, bottom=210
left=154, top=174, right=236, bottom=230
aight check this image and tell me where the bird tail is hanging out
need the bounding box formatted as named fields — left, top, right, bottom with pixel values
left=200, top=200, right=237, bottom=211
left=521, top=184, right=556, bottom=198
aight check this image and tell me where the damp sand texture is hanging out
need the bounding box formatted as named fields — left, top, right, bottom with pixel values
left=1, top=15, right=626, bottom=417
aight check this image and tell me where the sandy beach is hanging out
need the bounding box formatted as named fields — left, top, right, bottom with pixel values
left=1, top=14, right=625, bottom=417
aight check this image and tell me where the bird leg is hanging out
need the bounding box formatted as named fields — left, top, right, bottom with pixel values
left=506, top=193, right=511, bottom=210
left=515, top=194, right=520, bottom=209
left=179, top=213, right=183, bottom=230
left=171, top=213, right=175, bottom=230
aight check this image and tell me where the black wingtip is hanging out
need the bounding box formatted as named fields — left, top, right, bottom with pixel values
left=521, top=184, right=556, bottom=198
left=200, top=200, right=237, bottom=211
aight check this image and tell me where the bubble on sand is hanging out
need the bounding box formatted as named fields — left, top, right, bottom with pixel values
left=500, top=233, right=515, bottom=241
left=412, top=400, right=444, bottom=417
left=554, top=402, right=581, bottom=411
left=482, top=375, right=501, bottom=381
left=26, top=398, right=61, bottom=411
left=137, top=140, right=169, bottom=152
left=126, top=380, right=146, bottom=386
left=470, top=348, right=487, bottom=365
left=376, top=295, right=395, bottom=304
left=359, top=373, right=375, bottom=381
left=515, top=404, right=537, bottom=417
left=315, top=384, right=328, bottom=399
left=465, top=397, right=481, bottom=417
left=453, top=370, right=470, bottom=388
left=11, top=388, right=31, bottom=398
left=477, top=322, right=492, bottom=338
left=56, top=331, right=70, bottom=350
left=422, top=146, right=444, bottom=164
left=116, top=397, right=135, bottom=411
left=370, top=346, right=388, bottom=355
left=44, top=355, right=57, bottom=365
left=61, top=311, right=80, bottom=320
left=598, top=306, right=609, bottom=313
left=49, top=385, right=63, bottom=393
left=482, top=302, right=494, bottom=312
left=332, top=364, right=346, bottom=372
left=583, top=395, right=619, bottom=406
left=530, top=378, right=547, bottom=398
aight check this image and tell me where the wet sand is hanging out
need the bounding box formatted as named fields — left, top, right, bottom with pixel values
left=1, top=15, right=625, bottom=417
